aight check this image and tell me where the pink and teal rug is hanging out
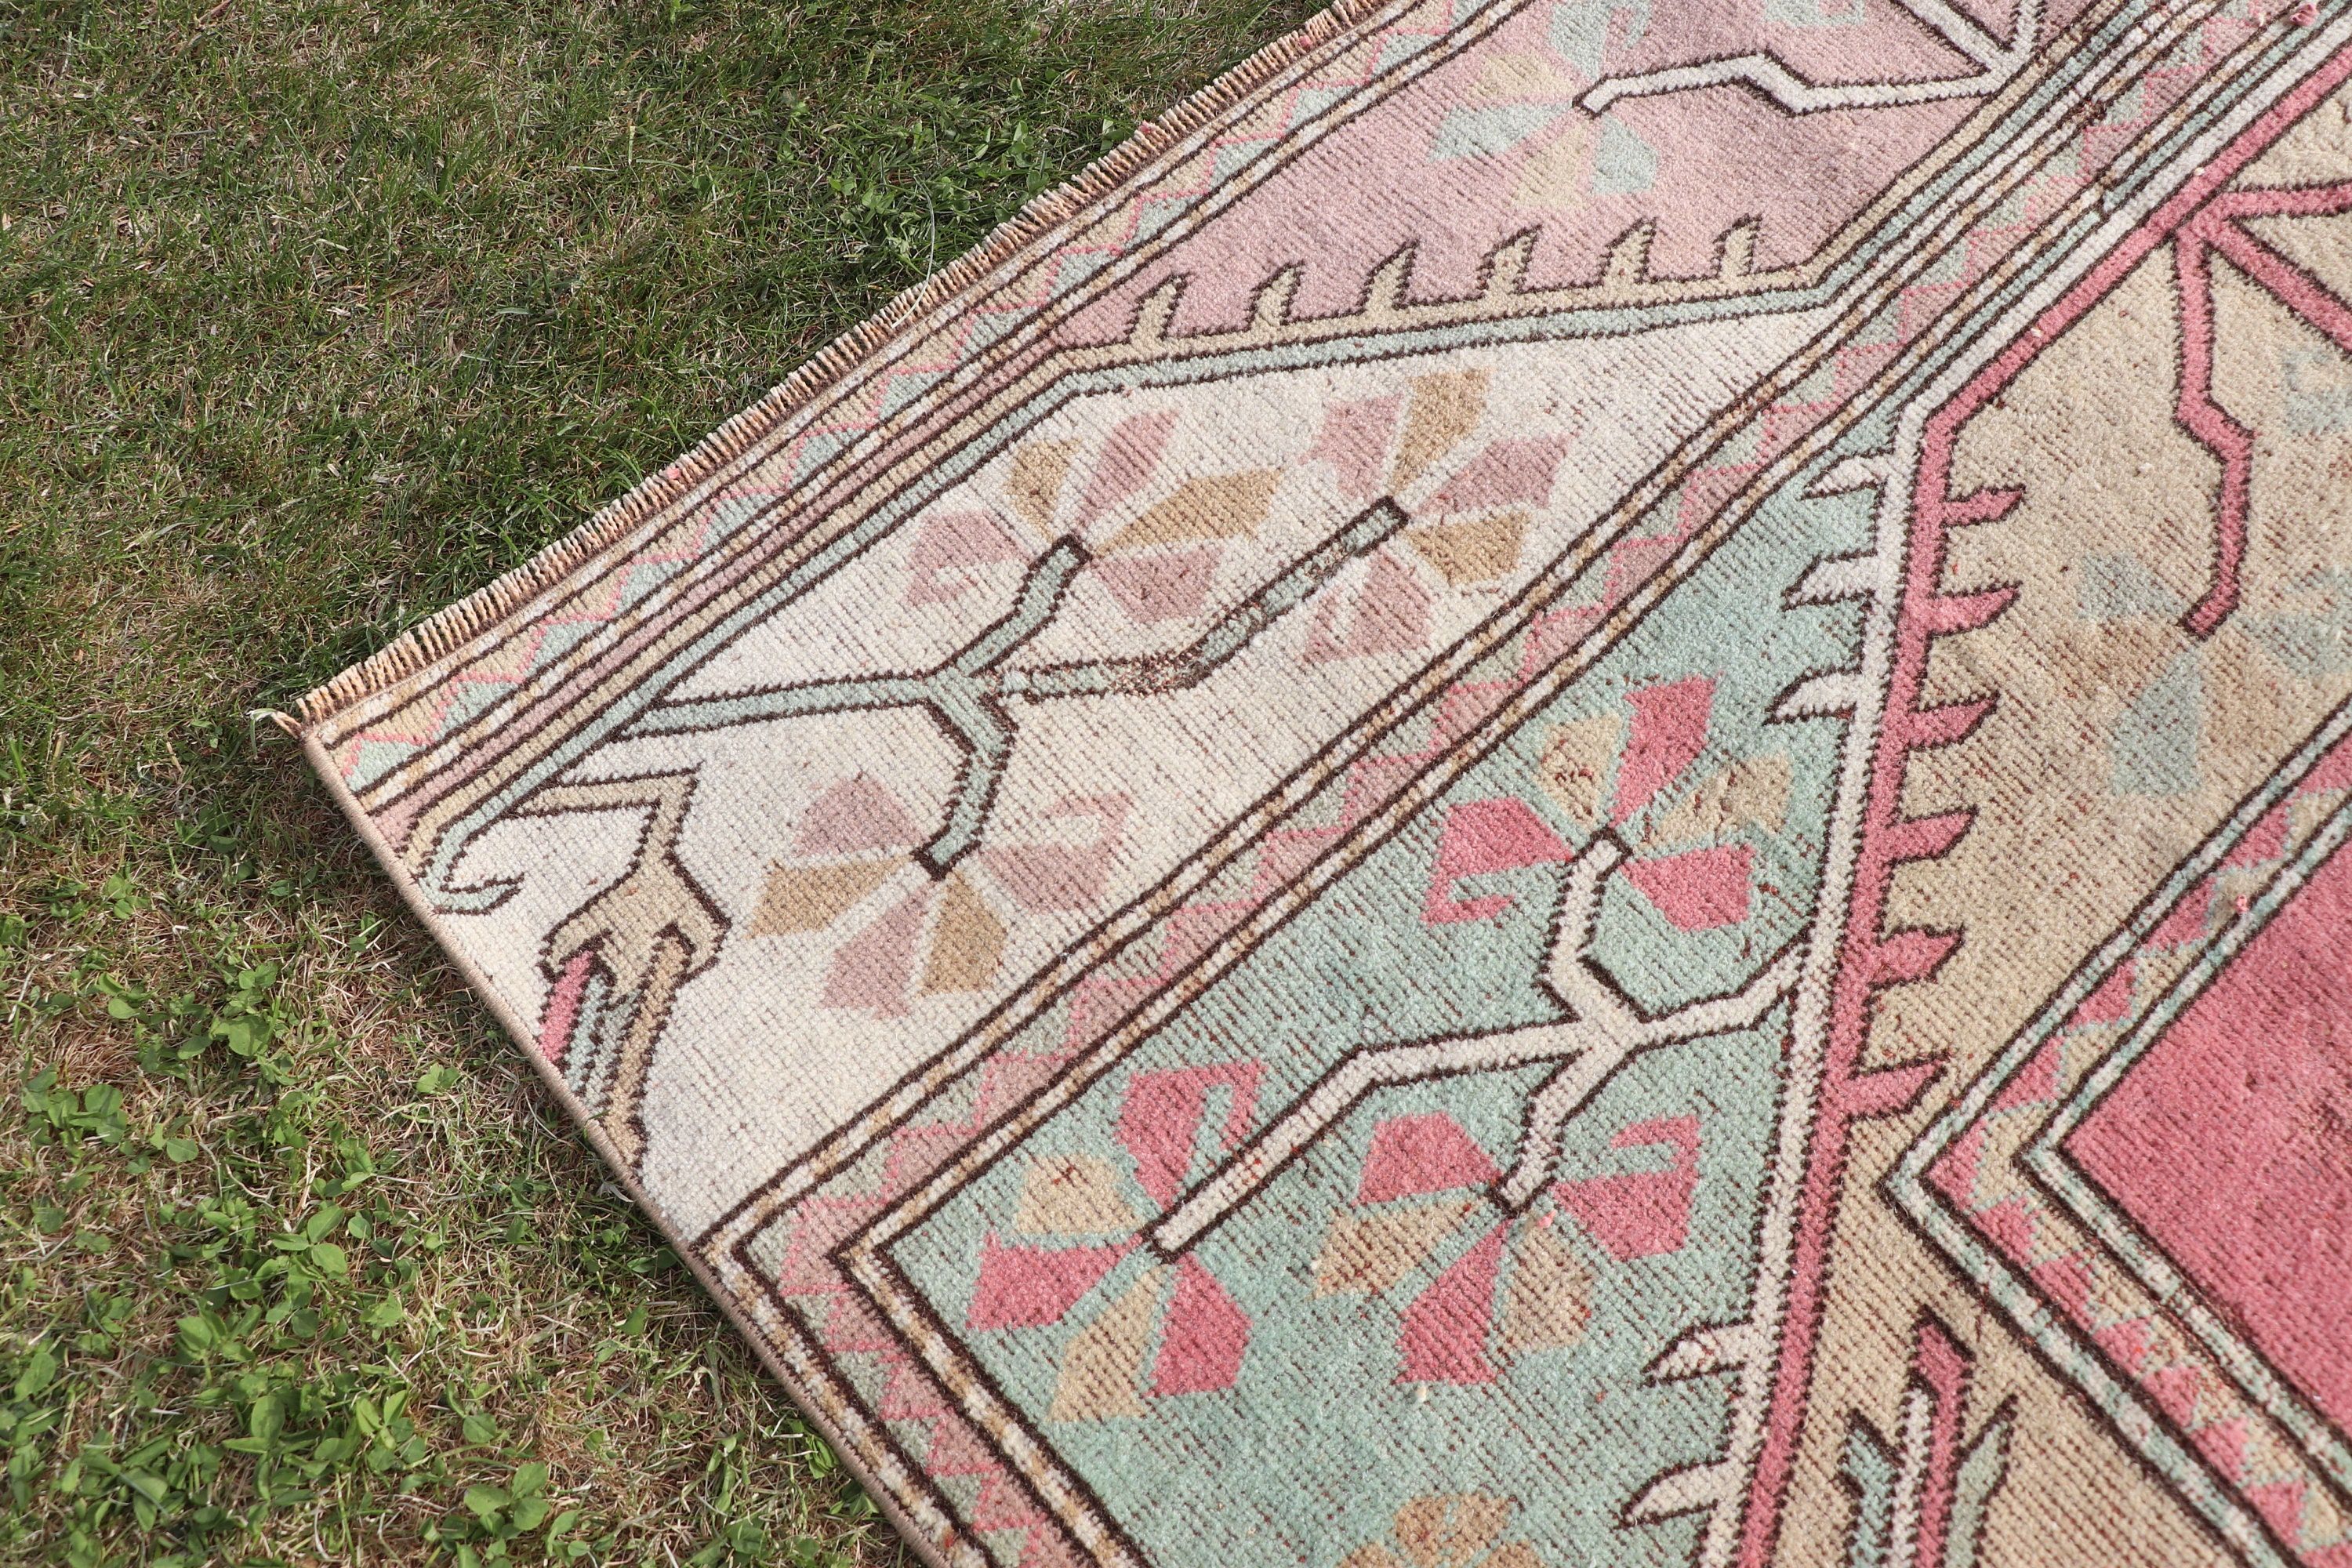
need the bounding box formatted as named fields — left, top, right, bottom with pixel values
left=296, top=1, right=2352, bottom=1563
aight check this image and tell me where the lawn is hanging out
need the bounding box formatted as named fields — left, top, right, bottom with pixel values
left=0, top=1, right=1308, bottom=1561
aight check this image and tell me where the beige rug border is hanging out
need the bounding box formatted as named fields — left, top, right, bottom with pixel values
left=266, top=9, right=1445, bottom=1559
left=294, top=726, right=965, bottom=1568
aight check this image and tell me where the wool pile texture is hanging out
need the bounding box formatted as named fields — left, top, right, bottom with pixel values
left=296, top=0, right=2352, bottom=1562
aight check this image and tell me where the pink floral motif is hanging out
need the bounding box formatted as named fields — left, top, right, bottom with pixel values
left=1305, top=550, right=1435, bottom=663
left=1399, top=1223, right=1512, bottom=1385
left=1427, top=437, right=1571, bottom=515
left=796, top=773, right=919, bottom=857
left=1319, top=1112, right=1604, bottom=1387
left=1116, top=1062, right=1263, bottom=1209
left=967, top=1234, right=1133, bottom=1330
left=978, top=1064, right=1268, bottom=1417
left=758, top=780, right=1138, bottom=1015
left=1073, top=409, right=1181, bottom=528
left=1151, top=1258, right=1252, bottom=1396
left=1421, top=798, right=1573, bottom=924
left=1555, top=1116, right=1700, bottom=1260
left=1612, top=677, right=1714, bottom=822
left=905, top=510, right=1027, bottom=607
left=982, top=795, right=1131, bottom=913
left=1359, top=1112, right=1503, bottom=1202
left=1308, top=396, right=1405, bottom=503
left=821, top=891, right=929, bottom=1015
left=1621, top=844, right=1753, bottom=931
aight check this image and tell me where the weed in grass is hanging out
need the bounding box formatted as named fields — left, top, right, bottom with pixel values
left=0, top=0, right=1312, bottom=1560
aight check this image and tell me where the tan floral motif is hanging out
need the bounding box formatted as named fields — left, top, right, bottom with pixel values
left=1339, top=1493, right=1546, bottom=1568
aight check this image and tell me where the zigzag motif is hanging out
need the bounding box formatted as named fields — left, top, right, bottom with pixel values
left=1733, top=337, right=2023, bottom=1568
left=967, top=0, right=2277, bottom=989
left=759, top=1045, right=1088, bottom=1568
left=753, top=5, right=1469, bottom=495
left=331, top=498, right=760, bottom=789
left=706, top=18, right=2296, bottom=1566
left=1736, top=21, right=2352, bottom=1562
left=1922, top=764, right=2352, bottom=1566
left=1940, top=1181, right=2352, bottom=1564
left=325, top=2, right=1472, bottom=793
left=336, top=0, right=2246, bottom=798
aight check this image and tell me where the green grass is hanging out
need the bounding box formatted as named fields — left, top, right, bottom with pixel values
left=0, top=0, right=1308, bottom=1560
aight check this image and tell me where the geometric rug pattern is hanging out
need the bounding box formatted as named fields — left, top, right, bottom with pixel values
left=297, top=1, right=2352, bottom=1562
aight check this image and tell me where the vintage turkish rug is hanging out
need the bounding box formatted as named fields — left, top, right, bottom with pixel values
left=294, top=0, right=2352, bottom=1563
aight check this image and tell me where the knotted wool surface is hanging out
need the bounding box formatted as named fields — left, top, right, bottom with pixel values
left=294, top=2, right=2352, bottom=1563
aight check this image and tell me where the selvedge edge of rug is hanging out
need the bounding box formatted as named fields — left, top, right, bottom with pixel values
left=289, top=0, right=2352, bottom=1565
left=289, top=9, right=1447, bottom=1563
left=288, top=9, right=1410, bottom=1564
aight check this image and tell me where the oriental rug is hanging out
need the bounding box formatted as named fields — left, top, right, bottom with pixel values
left=293, top=0, right=2352, bottom=1563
